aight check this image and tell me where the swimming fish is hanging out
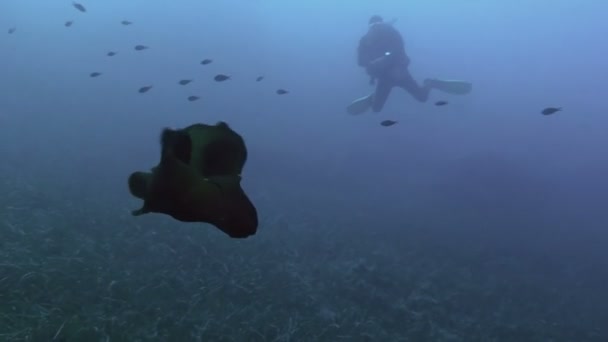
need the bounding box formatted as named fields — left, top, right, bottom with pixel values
left=435, top=100, right=448, bottom=106
left=138, top=86, right=153, bottom=93
left=380, top=120, right=398, bottom=127
left=178, top=79, right=193, bottom=85
left=214, top=74, right=230, bottom=82
left=8, top=27, right=16, bottom=34
left=89, top=72, right=102, bottom=77
left=187, top=96, right=200, bottom=102
left=256, top=76, right=264, bottom=82
left=200, top=59, right=213, bottom=65
left=65, top=21, right=73, bottom=27
left=134, top=45, right=148, bottom=51
left=72, top=2, right=86, bottom=12
left=127, top=121, right=258, bottom=238
left=107, top=51, right=117, bottom=56
left=121, top=20, right=132, bottom=25
left=276, top=89, right=289, bottom=95
left=541, top=107, right=561, bottom=115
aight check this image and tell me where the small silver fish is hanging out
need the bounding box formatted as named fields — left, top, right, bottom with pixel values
left=178, top=79, right=193, bottom=85
left=435, top=100, right=448, bottom=106
left=89, top=72, right=102, bottom=77
left=380, top=120, right=398, bottom=127
left=121, top=20, right=132, bottom=25
left=541, top=107, right=561, bottom=115
left=256, top=76, right=264, bottom=82
left=201, top=59, right=212, bottom=65
left=107, top=51, right=116, bottom=56
left=187, top=96, right=200, bottom=102
left=276, top=89, right=289, bottom=95
left=72, top=2, right=86, bottom=12
left=8, top=27, right=16, bottom=34
left=134, top=45, right=148, bottom=51
left=138, top=86, right=153, bottom=93
left=65, top=21, right=73, bottom=27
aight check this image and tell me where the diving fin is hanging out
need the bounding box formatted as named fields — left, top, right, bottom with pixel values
left=346, top=93, right=373, bottom=115
left=425, top=79, right=472, bottom=95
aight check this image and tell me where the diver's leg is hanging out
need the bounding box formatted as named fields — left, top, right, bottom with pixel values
left=396, top=69, right=431, bottom=103
left=371, top=78, right=393, bottom=112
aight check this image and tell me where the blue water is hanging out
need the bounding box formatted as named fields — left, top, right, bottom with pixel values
left=1, top=1, right=607, bottom=341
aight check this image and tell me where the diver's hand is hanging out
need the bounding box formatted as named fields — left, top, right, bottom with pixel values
left=369, top=55, right=387, bottom=67
left=366, top=57, right=384, bottom=78
left=368, top=52, right=392, bottom=74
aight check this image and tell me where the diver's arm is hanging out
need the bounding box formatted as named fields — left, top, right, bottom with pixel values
left=357, top=35, right=377, bottom=84
left=386, top=30, right=409, bottom=64
left=357, top=36, right=371, bottom=68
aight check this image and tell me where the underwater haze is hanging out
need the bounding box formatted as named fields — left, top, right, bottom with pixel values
left=2, top=0, right=608, bottom=340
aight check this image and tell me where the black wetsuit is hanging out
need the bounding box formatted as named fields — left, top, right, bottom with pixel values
left=357, top=22, right=431, bottom=112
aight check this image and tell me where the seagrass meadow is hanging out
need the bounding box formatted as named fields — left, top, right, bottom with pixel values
left=1, top=158, right=607, bottom=341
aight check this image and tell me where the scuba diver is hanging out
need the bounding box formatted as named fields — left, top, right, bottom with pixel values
left=347, top=15, right=472, bottom=115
